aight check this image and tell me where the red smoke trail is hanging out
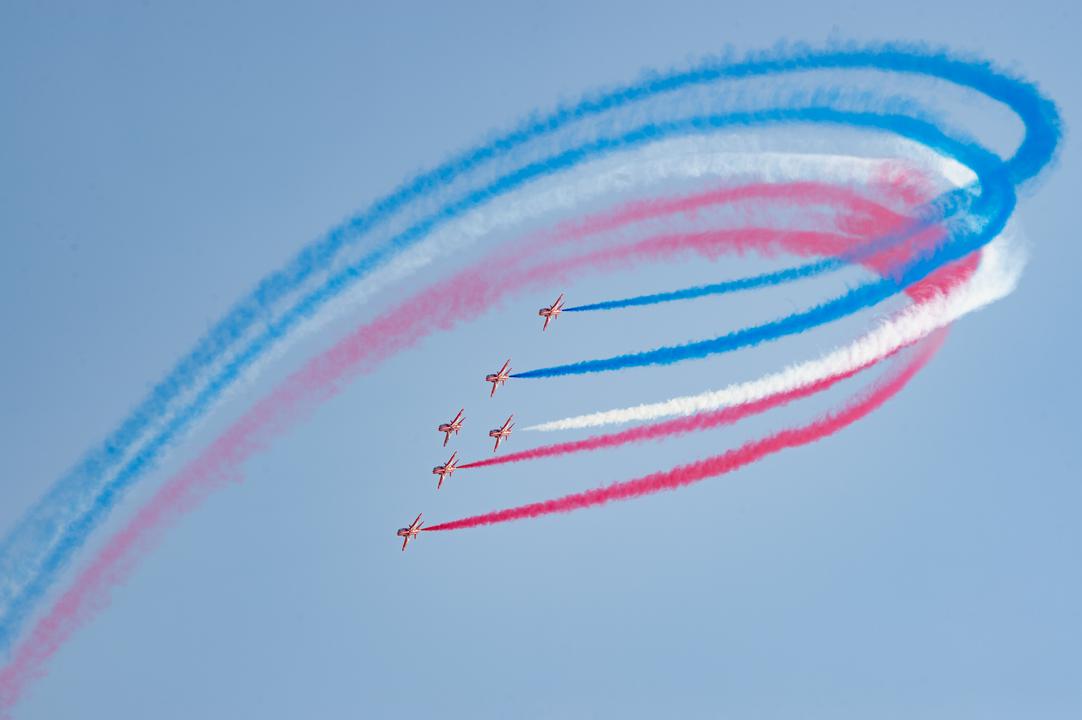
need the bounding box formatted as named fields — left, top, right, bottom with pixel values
left=479, top=176, right=926, bottom=293
left=513, top=226, right=910, bottom=302
left=458, top=357, right=880, bottom=470
left=425, top=330, right=945, bottom=533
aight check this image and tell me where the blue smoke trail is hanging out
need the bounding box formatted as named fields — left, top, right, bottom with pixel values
left=0, top=44, right=1061, bottom=654
left=559, top=188, right=978, bottom=316
left=515, top=206, right=1010, bottom=380
left=514, top=135, right=1020, bottom=380
left=564, top=258, right=845, bottom=313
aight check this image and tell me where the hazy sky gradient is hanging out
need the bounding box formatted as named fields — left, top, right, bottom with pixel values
left=1, top=2, right=1079, bottom=718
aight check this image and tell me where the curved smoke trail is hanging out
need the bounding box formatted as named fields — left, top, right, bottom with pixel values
left=0, top=44, right=1061, bottom=715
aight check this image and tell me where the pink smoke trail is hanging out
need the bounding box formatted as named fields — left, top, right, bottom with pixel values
left=500, top=174, right=946, bottom=308
left=459, top=359, right=878, bottom=470
left=425, top=330, right=945, bottom=533
left=541, top=179, right=914, bottom=249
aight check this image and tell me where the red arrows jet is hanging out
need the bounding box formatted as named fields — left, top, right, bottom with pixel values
left=485, top=359, right=511, bottom=397
left=437, top=408, right=465, bottom=447
left=488, top=415, right=515, bottom=452
left=538, top=293, right=565, bottom=331
left=396, top=513, right=424, bottom=551
left=431, top=451, right=459, bottom=490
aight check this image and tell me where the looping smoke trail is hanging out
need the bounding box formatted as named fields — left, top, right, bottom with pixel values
left=1, top=46, right=1058, bottom=655
left=426, top=330, right=944, bottom=533
left=0, top=44, right=1061, bottom=715
left=4, top=51, right=1057, bottom=640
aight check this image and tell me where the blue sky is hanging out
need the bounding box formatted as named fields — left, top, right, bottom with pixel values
left=1, top=1, right=1079, bottom=718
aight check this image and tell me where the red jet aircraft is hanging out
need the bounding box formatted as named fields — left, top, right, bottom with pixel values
left=538, top=292, right=565, bottom=331
left=488, top=415, right=515, bottom=452
left=431, top=451, right=459, bottom=490
left=485, top=359, right=511, bottom=397
left=396, top=513, right=424, bottom=551
left=437, top=408, right=465, bottom=447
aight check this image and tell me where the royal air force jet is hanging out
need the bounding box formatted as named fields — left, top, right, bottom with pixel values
left=485, top=359, right=511, bottom=397
left=437, top=409, right=465, bottom=447
left=488, top=415, right=514, bottom=452
left=431, top=451, right=459, bottom=490
left=396, top=513, right=424, bottom=551
left=538, top=293, right=565, bottom=331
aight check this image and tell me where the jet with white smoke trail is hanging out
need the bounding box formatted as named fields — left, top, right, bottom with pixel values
left=526, top=230, right=1023, bottom=432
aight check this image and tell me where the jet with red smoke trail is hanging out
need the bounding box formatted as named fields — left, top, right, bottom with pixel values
left=437, top=409, right=465, bottom=447
left=485, top=359, right=511, bottom=397
left=488, top=415, right=514, bottom=452
left=538, top=293, right=565, bottom=331
left=432, top=451, right=459, bottom=490
left=396, top=513, right=424, bottom=551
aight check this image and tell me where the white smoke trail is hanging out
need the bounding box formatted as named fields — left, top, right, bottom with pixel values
left=524, top=229, right=1024, bottom=432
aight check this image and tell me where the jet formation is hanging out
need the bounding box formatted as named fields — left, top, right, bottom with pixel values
left=399, top=294, right=565, bottom=550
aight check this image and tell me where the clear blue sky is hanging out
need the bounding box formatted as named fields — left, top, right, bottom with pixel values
left=1, top=1, right=1079, bottom=718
